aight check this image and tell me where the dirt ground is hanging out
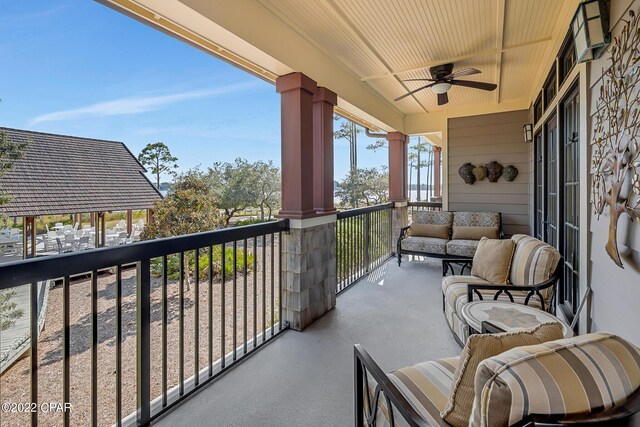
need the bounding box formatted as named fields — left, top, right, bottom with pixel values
left=0, top=239, right=280, bottom=427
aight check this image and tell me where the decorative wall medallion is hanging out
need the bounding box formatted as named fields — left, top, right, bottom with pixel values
left=458, top=162, right=476, bottom=184
left=486, top=161, right=503, bottom=182
left=473, top=165, right=487, bottom=181
left=503, top=165, right=519, bottom=182
left=592, top=10, right=640, bottom=268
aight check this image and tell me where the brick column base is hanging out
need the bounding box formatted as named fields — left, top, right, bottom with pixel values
left=391, top=202, right=408, bottom=254
left=282, top=217, right=337, bottom=331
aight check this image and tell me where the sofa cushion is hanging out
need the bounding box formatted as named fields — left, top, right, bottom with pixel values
left=453, top=212, right=500, bottom=228
left=471, top=238, right=516, bottom=284
left=510, top=234, right=561, bottom=299
left=401, top=236, right=447, bottom=255
left=452, top=226, right=499, bottom=240
left=441, top=323, right=563, bottom=427
left=377, top=357, right=459, bottom=427
left=470, top=333, right=640, bottom=427
left=410, top=223, right=450, bottom=239
left=442, top=276, right=544, bottom=344
left=446, top=239, right=479, bottom=257
left=413, top=210, right=453, bottom=226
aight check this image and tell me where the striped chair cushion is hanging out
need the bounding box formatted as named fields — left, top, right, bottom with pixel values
left=470, top=333, right=640, bottom=427
left=509, top=235, right=561, bottom=300
left=413, top=210, right=453, bottom=226
left=453, top=212, right=500, bottom=228
left=369, top=357, right=459, bottom=427
left=442, top=275, right=544, bottom=344
left=441, top=323, right=563, bottom=427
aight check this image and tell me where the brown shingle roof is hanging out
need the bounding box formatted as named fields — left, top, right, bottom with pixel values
left=0, top=127, right=162, bottom=217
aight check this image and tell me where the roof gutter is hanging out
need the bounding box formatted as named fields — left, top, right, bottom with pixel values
left=365, top=128, right=387, bottom=138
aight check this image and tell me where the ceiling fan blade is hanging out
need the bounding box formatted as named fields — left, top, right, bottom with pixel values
left=437, top=92, right=449, bottom=106
left=400, top=78, right=436, bottom=82
left=450, top=79, right=497, bottom=91
left=394, top=82, right=436, bottom=101
left=444, top=68, right=481, bottom=79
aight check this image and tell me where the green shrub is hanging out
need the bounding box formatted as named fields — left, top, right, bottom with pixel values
left=151, top=246, right=253, bottom=280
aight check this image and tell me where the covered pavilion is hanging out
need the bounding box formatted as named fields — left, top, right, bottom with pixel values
left=0, top=127, right=162, bottom=259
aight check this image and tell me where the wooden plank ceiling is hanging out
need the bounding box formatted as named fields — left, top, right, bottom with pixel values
left=259, top=0, right=565, bottom=114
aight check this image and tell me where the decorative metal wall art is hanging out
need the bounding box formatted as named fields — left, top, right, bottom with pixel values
left=592, top=10, right=640, bottom=268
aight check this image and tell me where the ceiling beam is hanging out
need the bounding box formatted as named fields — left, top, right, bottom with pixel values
left=495, top=0, right=506, bottom=104
left=322, top=0, right=430, bottom=114
left=361, top=37, right=552, bottom=82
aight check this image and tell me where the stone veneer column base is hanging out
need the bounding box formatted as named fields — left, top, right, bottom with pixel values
left=391, top=202, right=409, bottom=254
left=282, top=218, right=336, bottom=331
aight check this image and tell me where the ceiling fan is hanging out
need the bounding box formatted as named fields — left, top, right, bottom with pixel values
left=394, top=63, right=497, bottom=105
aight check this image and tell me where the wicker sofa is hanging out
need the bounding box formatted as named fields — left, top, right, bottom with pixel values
left=442, top=234, right=562, bottom=346
left=397, top=211, right=502, bottom=266
left=355, top=329, right=640, bottom=427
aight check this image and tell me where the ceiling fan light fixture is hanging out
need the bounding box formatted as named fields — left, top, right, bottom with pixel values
left=431, top=82, right=451, bottom=94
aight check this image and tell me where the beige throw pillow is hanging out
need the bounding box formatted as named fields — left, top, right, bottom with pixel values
left=409, top=223, right=450, bottom=239
left=441, top=322, right=564, bottom=427
left=452, top=226, right=499, bottom=240
left=471, top=237, right=515, bottom=284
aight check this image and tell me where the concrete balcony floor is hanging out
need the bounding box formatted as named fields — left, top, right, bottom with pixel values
left=157, top=256, right=459, bottom=426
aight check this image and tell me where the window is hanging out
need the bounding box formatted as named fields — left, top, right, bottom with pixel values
left=534, top=94, right=543, bottom=124
left=543, top=67, right=557, bottom=109
left=559, top=33, right=577, bottom=85
left=560, top=85, right=580, bottom=321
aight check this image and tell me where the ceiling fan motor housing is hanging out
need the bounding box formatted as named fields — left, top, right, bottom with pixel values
left=430, top=63, right=455, bottom=80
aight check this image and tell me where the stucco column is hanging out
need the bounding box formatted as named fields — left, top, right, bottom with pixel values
left=433, top=146, right=442, bottom=199
left=312, top=87, right=338, bottom=214
left=276, top=73, right=336, bottom=331
left=276, top=72, right=318, bottom=219
left=386, top=132, right=409, bottom=250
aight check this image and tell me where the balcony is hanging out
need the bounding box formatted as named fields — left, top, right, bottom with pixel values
left=0, top=203, right=444, bottom=426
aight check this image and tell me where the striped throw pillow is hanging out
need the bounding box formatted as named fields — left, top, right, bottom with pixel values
left=509, top=234, right=561, bottom=287
left=470, top=333, right=640, bottom=427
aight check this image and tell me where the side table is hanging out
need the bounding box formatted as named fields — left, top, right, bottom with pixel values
left=461, top=300, right=573, bottom=338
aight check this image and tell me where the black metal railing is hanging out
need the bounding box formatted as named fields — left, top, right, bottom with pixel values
left=408, top=201, right=442, bottom=222
left=336, top=204, right=393, bottom=293
left=0, top=220, right=289, bottom=427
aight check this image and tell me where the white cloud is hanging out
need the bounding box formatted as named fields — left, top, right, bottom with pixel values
left=30, top=81, right=262, bottom=125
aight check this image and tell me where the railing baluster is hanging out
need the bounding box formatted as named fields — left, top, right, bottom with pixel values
left=115, top=266, right=123, bottom=425
left=91, top=270, right=98, bottom=427
left=232, top=240, right=237, bottom=361
left=194, top=248, right=200, bottom=386
left=221, top=243, right=226, bottom=369
left=179, top=252, right=185, bottom=395
left=278, top=231, right=283, bottom=331
left=271, top=233, right=275, bottom=337
left=161, top=256, right=168, bottom=406
left=63, top=276, right=70, bottom=427
left=208, top=246, right=213, bottom=378
left=253, top=236, right=257, bottom=346
left=29, top=281, right=38, bottom=427
left=243, top=239, right=248, bottom=355
left=136, top=259, right=151, bottom=426
left=262, top=234, right=266, bottom=343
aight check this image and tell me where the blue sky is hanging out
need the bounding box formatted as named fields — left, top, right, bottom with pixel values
left=0, top=0, right=390, bottom=182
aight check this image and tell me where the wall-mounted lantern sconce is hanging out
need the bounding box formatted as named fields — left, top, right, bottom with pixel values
left=523, top=124, right=533, bottom=143
left=571, top=0, right=611, bottom=63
